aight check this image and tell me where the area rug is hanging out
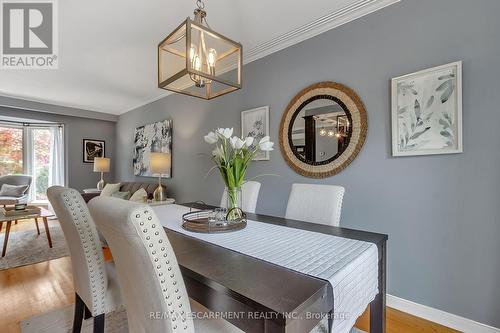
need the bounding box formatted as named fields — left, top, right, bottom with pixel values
left=21, top=305, right=128, bottom=333
left=0, top=225, right=69, bottom=270
left=21, top=305, right=365, bottom=333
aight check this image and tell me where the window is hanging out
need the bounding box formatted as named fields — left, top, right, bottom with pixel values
left=0, top=126, right=23, bottom=175
left=32, top=128, right=52, bottom=201
left=0, top=122, right=65, bottom=203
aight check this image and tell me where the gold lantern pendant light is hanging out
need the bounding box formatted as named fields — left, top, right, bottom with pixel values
left=158, top=0, right=243, bottom=100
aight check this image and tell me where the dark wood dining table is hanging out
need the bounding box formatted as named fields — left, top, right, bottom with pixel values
left=165, top=203, right=387, bottom=333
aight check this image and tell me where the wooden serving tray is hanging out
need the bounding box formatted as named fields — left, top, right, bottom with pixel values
left=182, top=210, right=247, bottom=234
left=0, top=206, right=41, bottom=217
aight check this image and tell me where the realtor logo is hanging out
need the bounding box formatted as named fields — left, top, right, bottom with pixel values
left=1, top=0, right=58, bottom=69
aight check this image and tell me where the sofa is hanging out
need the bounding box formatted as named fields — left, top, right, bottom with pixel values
left=0, top=175, right=32, bottom=205
left=81, top=182, right=165, bottom=203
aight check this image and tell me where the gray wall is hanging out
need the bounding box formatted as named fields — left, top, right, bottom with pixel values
left=116, top=0, right=500, bottom=327
left=0, top=106, right=116, bottom=191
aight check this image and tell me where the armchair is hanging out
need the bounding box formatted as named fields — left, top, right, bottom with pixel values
left=0, top=175, right=32, bottom=206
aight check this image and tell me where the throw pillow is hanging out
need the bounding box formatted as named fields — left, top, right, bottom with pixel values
left=0, top=184, right=29, bottom=197
left=129, top=188, right=148, bottom=202
left=111, top=191, right=131, bottom=200
left=100, top=183, right=121, bottom=197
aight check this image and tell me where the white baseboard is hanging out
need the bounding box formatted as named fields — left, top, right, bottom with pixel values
left=387, top=294, right=500, bottom=333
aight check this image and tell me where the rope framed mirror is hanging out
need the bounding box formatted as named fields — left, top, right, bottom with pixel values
left=279, top=82, right=368, bottom=178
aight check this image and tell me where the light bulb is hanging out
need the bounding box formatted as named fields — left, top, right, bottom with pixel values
left=207, top=48, right=217, bottom=67
left=335, top=133, right=341, bottom=138
left=189, top=45, right=196, bottom=62
left=328, top=130, right=335, bottom=137
left=193, top=55, right=201, bottom=71
left=319, top=128, right=327, bottom=136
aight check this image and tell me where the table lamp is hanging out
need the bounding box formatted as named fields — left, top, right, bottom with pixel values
left=93, top=157, right=110, bottom=191
left=150, top=152, right=171, bottom=201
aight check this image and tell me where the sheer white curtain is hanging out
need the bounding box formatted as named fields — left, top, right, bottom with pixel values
left=48, top=126, right=65, bottom=213
left=49, top=126, right=65, bottom=187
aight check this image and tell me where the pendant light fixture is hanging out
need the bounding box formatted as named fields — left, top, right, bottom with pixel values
left=158, top=0, right=243, bottom=100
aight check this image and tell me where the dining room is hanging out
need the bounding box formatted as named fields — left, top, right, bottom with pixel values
left=1, top=0, right=500, bottom=332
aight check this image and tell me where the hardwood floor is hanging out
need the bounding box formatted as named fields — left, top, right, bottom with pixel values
left=0, top=257, right=74, bottom=333
left=0, top=220, right=460, bottom=333
left=355, top=307, right=460, bottom=333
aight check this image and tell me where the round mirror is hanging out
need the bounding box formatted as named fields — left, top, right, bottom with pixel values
left=290, top=97, right=352, bottom=164
left=280, top=82, right=367, bottom=178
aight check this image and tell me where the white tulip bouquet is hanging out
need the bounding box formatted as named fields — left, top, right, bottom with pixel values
left=204, top=128, right=274, bottom=219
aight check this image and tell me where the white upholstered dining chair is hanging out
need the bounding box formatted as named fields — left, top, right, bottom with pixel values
left=47, top=186, right=121, bottom=333
left=220, top=181, right=261, bottom=213
left=88, top=196, right=242, bottom=333
left=285, top=183, right=345, bottom=226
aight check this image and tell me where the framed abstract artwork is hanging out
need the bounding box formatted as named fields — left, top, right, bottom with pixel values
left=83, top=139, right=105, bottom=163
left=391, top=61, right=463, bottom=156
left=241, top=106, right=270, bottom=160
left=133, top=119, right=172, bottom=177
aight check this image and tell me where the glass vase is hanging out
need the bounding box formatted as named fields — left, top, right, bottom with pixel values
left=226, top=187, right=242, bottom=221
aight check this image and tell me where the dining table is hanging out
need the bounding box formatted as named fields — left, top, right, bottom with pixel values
left=162, top=203, right=387, bottom=333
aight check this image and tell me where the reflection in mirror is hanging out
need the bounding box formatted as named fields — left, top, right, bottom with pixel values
left=290, top=98, right=351, bottom=164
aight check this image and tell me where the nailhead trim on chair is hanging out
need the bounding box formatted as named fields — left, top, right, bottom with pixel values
left=63, top=190, right=107, bottom=316
left=131, top=207, right=193, bottom=331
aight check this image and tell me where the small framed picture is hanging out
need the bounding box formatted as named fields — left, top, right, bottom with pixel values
left=83, top=139, right=105, bottom=163
left=241, top=106, right=270, bottom=160
left=391, top=61, right=463, bottom=156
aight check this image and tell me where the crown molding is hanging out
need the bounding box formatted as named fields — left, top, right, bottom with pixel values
left=122, top=91, right=172, bottom=115
left=244, top=0, right=400, bottom=64
left=0, top=94, right=118, bottom=122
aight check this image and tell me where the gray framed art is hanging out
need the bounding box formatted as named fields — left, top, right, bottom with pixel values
left=241, top=106, right=270, bottom=160
left=391, top=61, right=463, bottom=156
left=133, top=119, right=172, bottom=177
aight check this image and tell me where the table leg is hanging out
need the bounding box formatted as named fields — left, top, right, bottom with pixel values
left=370, top=241, right=386, bottom=333
left=2, top=221, right=12, bottom=257
left=328, top=309, right=333, bottom=333
left=34, top=218, right=40, bottom=235
left=42, top=217, right=53, bottom=248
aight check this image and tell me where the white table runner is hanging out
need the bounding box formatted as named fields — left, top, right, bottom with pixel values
left=153, top=204, right=379, bottom=333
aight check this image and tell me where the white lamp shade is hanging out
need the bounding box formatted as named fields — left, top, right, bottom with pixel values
left=150, top=152, right=171, bottom=174
left=93, top=157, right=110, bottom=173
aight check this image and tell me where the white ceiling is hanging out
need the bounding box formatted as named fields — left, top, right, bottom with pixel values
left=0, top=0, right=398, bottom=115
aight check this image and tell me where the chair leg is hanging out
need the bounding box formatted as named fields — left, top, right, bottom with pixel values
left=0, top=221, right=3, bottom=232
left=73, top=293, right=85, bottom=333
left=93, top=314, right=105, bottom=333
left=84, top=304, right=92, bottom=319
